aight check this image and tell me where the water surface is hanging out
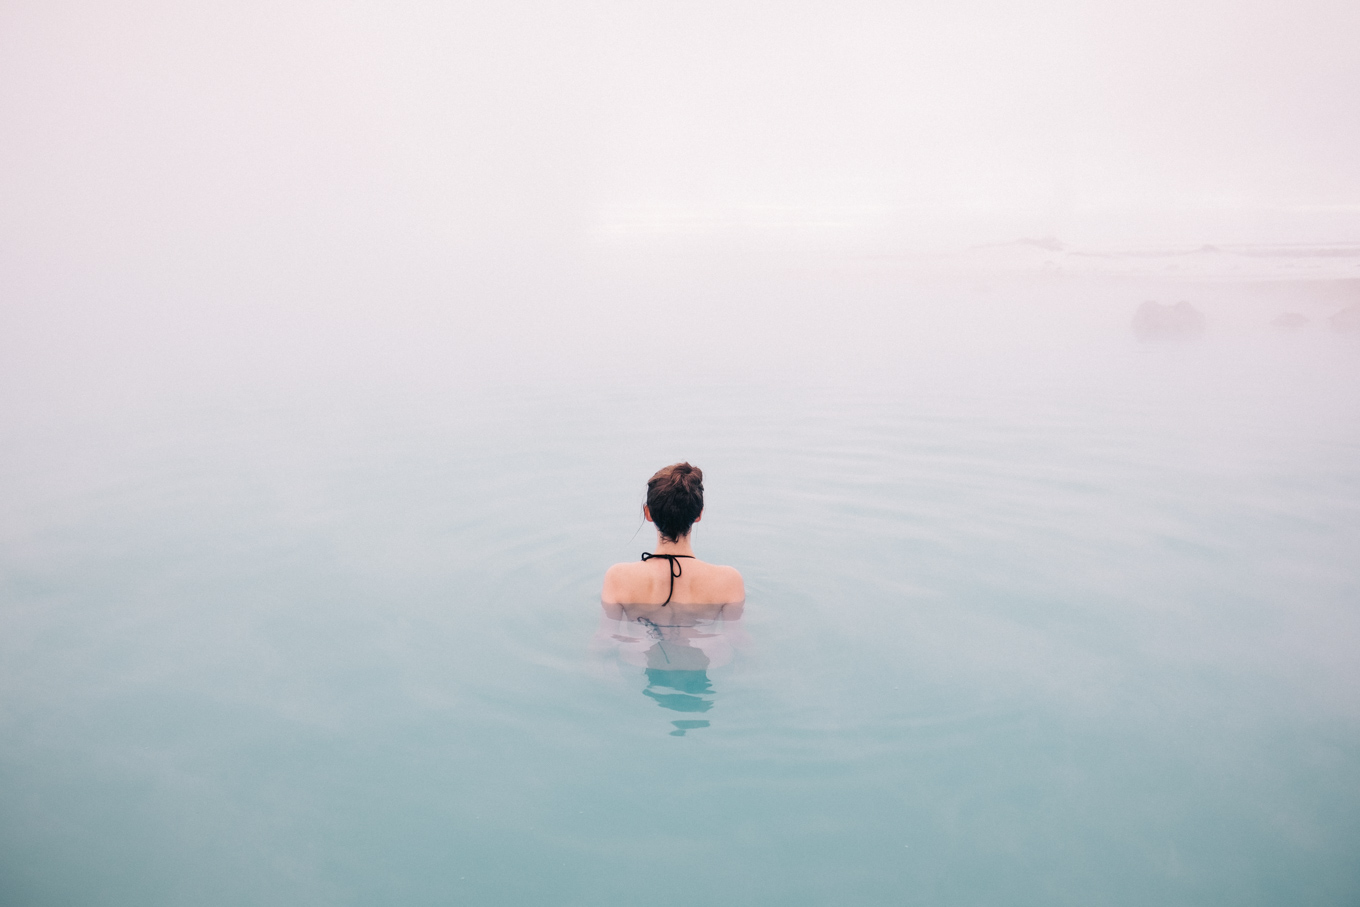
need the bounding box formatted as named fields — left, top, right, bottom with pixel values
left=2, top=290, right=1359, bottom=906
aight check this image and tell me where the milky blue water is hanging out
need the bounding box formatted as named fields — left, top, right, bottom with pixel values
left=2, top=314, right=1359, bottom=905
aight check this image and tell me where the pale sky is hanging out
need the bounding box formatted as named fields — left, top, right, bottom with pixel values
left=3, top=0, right=1359, bottom=264
left=3, top=0, right=1359, bottom=406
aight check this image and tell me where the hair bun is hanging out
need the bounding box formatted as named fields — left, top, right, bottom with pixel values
left=645, top=462, right=705, bottom=542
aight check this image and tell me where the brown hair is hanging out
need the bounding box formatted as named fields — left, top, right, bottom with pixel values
left=646, top=462, right=704, bottom=542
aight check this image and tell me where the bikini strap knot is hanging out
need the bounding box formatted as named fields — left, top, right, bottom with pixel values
left=640, top=552, right=694, bottom=606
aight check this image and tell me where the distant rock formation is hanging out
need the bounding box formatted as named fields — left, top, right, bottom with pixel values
left=1132, top=301, right=1205, bottom=340
left=1330, top=304, right=1360, bottom=334
left=1271, top=312, right=1308, bottom=329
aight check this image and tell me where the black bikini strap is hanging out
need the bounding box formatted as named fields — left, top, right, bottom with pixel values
left=640, top=552, right=694, bottom=606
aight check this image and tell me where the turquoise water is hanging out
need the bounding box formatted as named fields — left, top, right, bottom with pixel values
left=2, top=323, right=1359, bottom=905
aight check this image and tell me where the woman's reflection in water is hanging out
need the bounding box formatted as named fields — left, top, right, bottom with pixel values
left=594, top=602, right=747, bottom=735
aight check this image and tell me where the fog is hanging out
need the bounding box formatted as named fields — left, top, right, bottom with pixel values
left=3, top=0, right=1360, bottom=411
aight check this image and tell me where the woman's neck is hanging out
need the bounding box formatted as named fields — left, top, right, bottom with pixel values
left=653, top=534, right=694, bottom=557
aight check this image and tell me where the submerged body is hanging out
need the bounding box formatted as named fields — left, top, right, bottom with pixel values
left=595, top=613, right=744, bottom=670
left=591, top=607, right=748, bottom=735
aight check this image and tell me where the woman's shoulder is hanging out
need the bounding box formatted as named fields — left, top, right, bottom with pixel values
left=603, top=560, right=650, bottom=579
left=696, top=561, right=744, bottom=599
left=601, top=561, right=645, bottom=601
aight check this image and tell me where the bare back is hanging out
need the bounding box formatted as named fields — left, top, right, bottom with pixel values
left=601, top=556, right=745, bottom=622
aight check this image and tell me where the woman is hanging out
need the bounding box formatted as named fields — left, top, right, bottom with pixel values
left=595, top=463, right=745, bottom=734
left=600, top=462, right=744, bottom=619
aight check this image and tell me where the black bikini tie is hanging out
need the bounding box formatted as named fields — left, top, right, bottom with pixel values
left=640, top=552, right=694, bottom=606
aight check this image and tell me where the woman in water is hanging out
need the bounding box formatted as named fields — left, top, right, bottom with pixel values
left=596, top=463, right=745, bottom=733
left=601, top=462, right=744, bottom=619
